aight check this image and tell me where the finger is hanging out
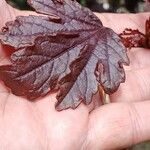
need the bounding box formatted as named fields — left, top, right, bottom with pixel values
left=96, top=13, right=149, bottom=34
left=0, top=1, right=35, bottom=92
left=110, top=67, right=150, bottom=102
left=125, top=48, right=150, bottom=71
left=0, top=0, right=37, bottom=60
left=0, top=0, right=19, bottom=27
left=0, top=0, right=38, bottom=28
left=84, top=101, right=150, bottom=150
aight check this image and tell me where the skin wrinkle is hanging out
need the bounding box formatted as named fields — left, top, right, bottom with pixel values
left=128, top=15, right=146, bottom=31
left=136, top=70, right=149, bottom=100
left=79, top=125, right=89, bottom=150
left=127, top=49, right=141, bottom=71
left=127, top=103, right=142, bottom=146
left=20, top=106, right=47, bottom=149
left=28, top=100, right=50, bottom=149
left=6, top=4, right=15, bottom=21
left=1, top=93, right=10, bottom=117
left=97, top=13, right=149, bottom=34
left=122, top=48, right=150, bottom=73
left=85, top=110, right=104, bottom=149
left=34, top=98, right=55, bottom=150
left=86, top=106, right=122, bottom=149
left=131, top=71, right=146, bottom=102
left=26, top=102, right=50, bottom=150
left=135, top=69, right=150, bottom=101
left=110, top=68, right=150, bottom=102
left=85, top=103, right=147, bottom=150
left=107, top=118, right=130, bottom=148
left=0, top=1, right=16, bottom=27
left=0, top=45, right=10, bottom=66
left=125, top=103, right=147, bottom=147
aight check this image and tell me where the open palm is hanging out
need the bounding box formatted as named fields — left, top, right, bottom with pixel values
left=0, top=1, right=150, bottom=150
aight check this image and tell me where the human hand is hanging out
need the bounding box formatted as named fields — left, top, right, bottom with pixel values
left=0, top=1, right=150, bottom=149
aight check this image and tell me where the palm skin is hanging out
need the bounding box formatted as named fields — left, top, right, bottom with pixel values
left=0, top=1, right=150, bottom=150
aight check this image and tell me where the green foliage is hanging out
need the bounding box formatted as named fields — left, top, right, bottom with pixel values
left=79, top=0, right=87, bottom=6
left=7, top=0, right=33, bottom=10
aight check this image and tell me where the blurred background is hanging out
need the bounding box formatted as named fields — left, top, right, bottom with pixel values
left=6, top=0, right=147, bottom=13
left=5, top=0, right=150, bottom=150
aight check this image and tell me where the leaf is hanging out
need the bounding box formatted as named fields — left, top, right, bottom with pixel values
left=1, top=0, right=101, bottom=48
left=120, top=28, right=146, bottom=49
left=146, top=17, right=150, bottom=47
left=120, top=17, right=150, bottom=49
left=0, top=0, right=129, bottom=111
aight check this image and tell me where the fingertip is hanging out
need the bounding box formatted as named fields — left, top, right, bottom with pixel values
left=0, top=0, right=37, bottom=29
left=86, top=102, right=150, bottom=150
left=0, top=1, right=17, bottom=28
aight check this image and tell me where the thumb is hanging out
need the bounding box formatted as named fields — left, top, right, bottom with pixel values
left=0, top=0, right=36, bottom=28
left=86, top=101, right=150, bottom=150
left=0, top=0, right=19, bottom=28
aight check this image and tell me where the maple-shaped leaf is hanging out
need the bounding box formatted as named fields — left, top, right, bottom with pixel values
left=0, top=0, right=129, bottom=111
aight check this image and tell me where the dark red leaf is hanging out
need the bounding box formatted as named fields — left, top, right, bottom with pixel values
left=146, top=17, right=150, bottom=47
left=120, top=28, right=146, bottom=48
left=0, top=0, right=129, bottom=110
left=120, top=17, right=150, bottom=49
